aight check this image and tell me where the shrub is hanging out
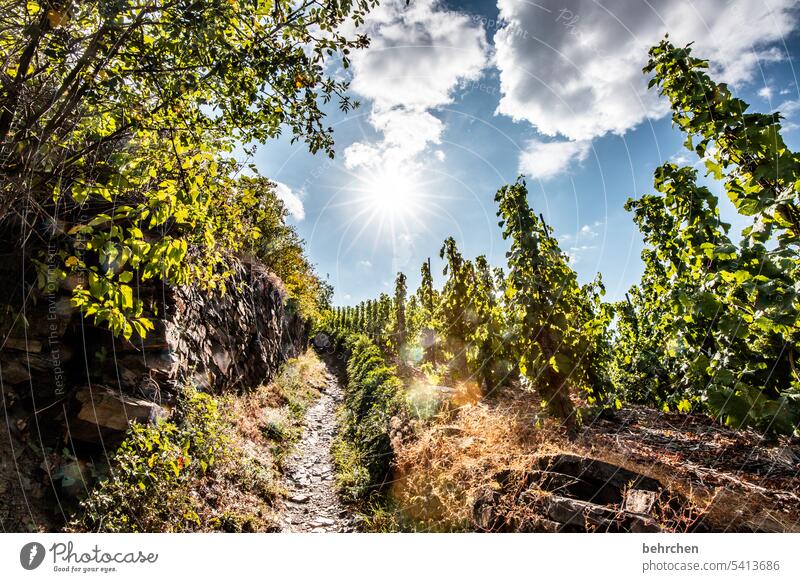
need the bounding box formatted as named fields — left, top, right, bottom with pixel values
left=320, top=327, right=407, bottom=502
left=70, top=387, right=227, bottom=532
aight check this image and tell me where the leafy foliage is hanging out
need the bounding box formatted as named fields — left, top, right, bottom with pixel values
left=437, top=236, right=473, bottom=378
left=466, top=255, right=512, bottom=392
left=390, top=271, right=408, bottom=354
left=71, top=387, right=227, bottom=532
left=320, top=325, right=406, bottom=502
left=1, top=0, right=373, bottom=336
left=613, top=39, right=800, bottom=434
left=496, top=178, right=609, bottom=432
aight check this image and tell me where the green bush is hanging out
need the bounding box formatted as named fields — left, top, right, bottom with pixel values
left=321, top=327, right=407, bottom=502
left=70, top=387, right=227, bottom=532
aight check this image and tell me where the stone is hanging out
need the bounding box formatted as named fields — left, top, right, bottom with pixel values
left=58, top=459, right=92, bottom=499
left=3, top=338, right=42, bottom=352
left=0, top=359, right=30, bottom=384
left=472, top=489, right=505, bottom=531
left=70, top=386, right=167, bottom=442
left=113, top=319, right=175, bottom=352
left=624, top=489, right=659, bottom=515
left=533, top=454, right=663, bottom=505
left=545, top=495, right=662, bottom=533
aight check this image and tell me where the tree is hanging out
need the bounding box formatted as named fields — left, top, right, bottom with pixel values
left=618, top=39, right=800, bottom=433
left=1, top=0, right=376, bottom=338
left=417, top=257, right=439, bottom=364
left=390, top=272, right=408, bottom=356
left=418, top=258, right=437, bottom=313
left=468, top=255, right=508, bottom=392
left=245, top=176, right=330, bottom=319
left=405, top=293, right=421, bottom=347
left=377, top=292, right=392, bottom=347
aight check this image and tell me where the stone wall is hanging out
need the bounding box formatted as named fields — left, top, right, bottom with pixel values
left=99, top=258, right=309, bottom=400
left=0, top=255, right=308, bottom=529
left=2, top=255, right=308, bottom=438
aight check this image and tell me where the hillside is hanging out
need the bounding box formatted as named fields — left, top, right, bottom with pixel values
left=1, top=1, right=798, bottom=537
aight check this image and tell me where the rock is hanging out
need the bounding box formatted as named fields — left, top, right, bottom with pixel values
left=0, top=359, right=31, bottom=384
left=58, top=459, right=92, bottom=499
left=624, top=489, right=658, bottom=515
left=545, top=495, right=662, bottom=533
left=289, top=494, right=310, bottom=503
left=112, top=319, right=176, bottom=352
left=533, top=454, right=663, bottom=504
left=472, top=457, right=679, bottom=532
left=3, top=338, right=42, bottom=352
left=69, top=386, right=167, bottom=443
left=472, top=489, right=505, bottom=531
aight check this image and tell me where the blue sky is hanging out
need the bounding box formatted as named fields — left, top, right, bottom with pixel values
left=253, top=0, right=800, bottom=305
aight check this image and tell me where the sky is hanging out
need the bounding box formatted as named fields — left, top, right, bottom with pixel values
left=253, top=0, right=800, bottom=306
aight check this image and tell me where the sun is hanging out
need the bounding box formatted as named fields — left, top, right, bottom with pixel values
left=358, top=165, right=425, bottom=220
left=332, top=162, right=448, bottom=252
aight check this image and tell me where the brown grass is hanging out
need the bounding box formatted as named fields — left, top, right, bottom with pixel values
left=189, top=349, right=328, bottom=531
left=390, top=386, right=561, bottom=531
left=387, top=382, right=800, bottom=532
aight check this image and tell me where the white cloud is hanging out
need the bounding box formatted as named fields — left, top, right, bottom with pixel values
left=358, top=259, right=373, bottom=268
left=272, top=181, right=305, bottom=221
left=344, top=0, right=488, bottom=171
left=494, top=0, right=798, bottom=170
left=345, top=108, right=444, bottom=169
left=758, top=86, right=774, bottom=100
left=670, top=152, right=691, bottom=166
left=349, top=1, right=488, bottom=110
left=434, top=149, right=446, bottom=161
left=560, top=220, right=602, bottom=243
left=391, top=231, right=416, bottom=273
left=565, top=244, right=596, bottom=265
left=518, top=139, right=591, bottom=180
left=777, top=99, right=800, bottom=131
left=778, top=99, right=800, bottom=116
left=560, top=221, right=603, bottom=264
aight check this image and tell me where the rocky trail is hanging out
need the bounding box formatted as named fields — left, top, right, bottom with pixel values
left=280, top=365, right=357, bottom=532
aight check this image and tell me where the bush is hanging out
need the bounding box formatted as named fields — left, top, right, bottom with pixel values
left=321, top=327, right=407, bottom=502
left=70, top=387, right=227, bottom=532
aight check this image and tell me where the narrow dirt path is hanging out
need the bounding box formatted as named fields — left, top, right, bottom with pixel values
left=280, top=364, right=357, bottom=532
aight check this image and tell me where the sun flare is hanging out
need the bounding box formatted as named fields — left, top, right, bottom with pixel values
left=358, top=166, right=425, bottom=220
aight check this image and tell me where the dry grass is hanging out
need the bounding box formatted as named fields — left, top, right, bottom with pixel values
left=577, top=414, right=800, bottom=532
left=188, top=349, right=328, bottom=531
left=390, top=385, right=560, bottom=531
left=386, top=380, right=800, bottom=533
